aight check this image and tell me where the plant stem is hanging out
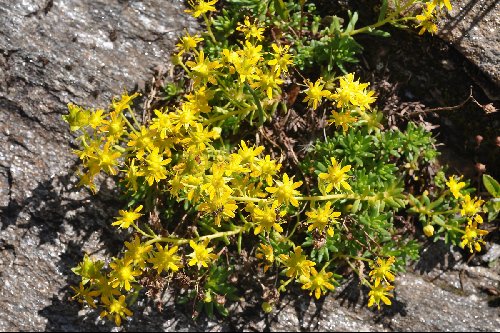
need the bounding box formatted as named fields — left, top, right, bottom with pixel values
left=202, top=109, right=246, bottom=125
left=132, top=223, right=155, bottom=238
left=202, top=13, right=217, bottom=43
left=120, top=113, right=139, bottom=134
left=144, top=225, right=248, bottom=246
left=345, top=0, right=417, bottom=37
left=244, top=82, right=265, bottom=125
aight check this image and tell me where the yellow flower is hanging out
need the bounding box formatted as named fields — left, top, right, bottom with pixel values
left=176, top=31, right=203, bottom=55
left=460, top=195, right=484, bottom=217
left=279, top=246, right=315, bottom=278
left=265, top=173, right=303, bottom=207
left=328, top=110, right=357, bottom=132
left=148, top=243, right=182, bottom=274
left=238, top=140, right=265, bottom=164
left=415, top=2, right=438, bottom=35
left=302, top=78, right=331, bottom=110
left=188, top=239, right=218, bottom=268
left=445, top=176, right=466, bottom=199
left=183, top=122, right=220, bottom=153
left=369, top=256, right=396, bottom=287
left=331, top=73, right=376, bottom=111
left=230, top=41, right=263, bottom=83
left=95, top=141, right=121, bottom=175
left=460, top=220, right=488, bottom=253
left=252, top=201, right=286, bottom=235
left=71, top=282, right=100, bottom=308
left=185, top=86, right=214, bottom=113
left=251, top=154, right=282, bottom=185
left=300, top=267, right=336, bottom=299
left=198, top=196, right=238, bottom=227
left=306, top=202, right=340, bottom=237
left=255, top=243, right=275, bottom=272
left=124, top=159, right=143, bottom=192
left=99, top=111, right=125, bottom=143
left=185, top=49, right=221, bottom=86
left=226, top=153, right=251, bottom=176
left=423, top=224, right=434, bottom=237
left=112, top=205, right=143, bottom=229
left=150, top=108, right=175, bottom=139
left=236, top=16, right=265, bottom=41
left=250, top=69, right=283, bottom=100
left=368, top=283, right=394, bottom=310
left=88, top=109, right=106, bottom=129
left=94, top=276, right=121, bottom=304
left=100, top=295, right=133, bottom=326
left=109, top=258, right=141, bottom=291
left=111, top=91, right=140, bottom=114
left=433, top=0, right=452, bottom=11
left=268, top=43, right=293, bottom=76
left=144, top=147, right=171, bottom=186
left=201, top=163, right=233, bottom=200
left=127, top=125, right=155, bottom=158
left=173, top=103, right=199, bottom=130
left=318, top=157, right=352, bottom=193
left=124, top=236, right=153, bottom=269
left=240, top=40, right=263, bottom=64
left=185, top=0, right=218, bottom=18
left=63, top=103, right=90, bottom=131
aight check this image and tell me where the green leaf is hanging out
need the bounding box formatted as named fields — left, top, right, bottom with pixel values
left=345, top=11, right=358, bottom=33
left=483, top=174, right=500, bottom=197
left=485, top=200, right=500, bottom=221
left=378, top=0, right=388, bottom=22
left=366, top=28, right=390, bottom=37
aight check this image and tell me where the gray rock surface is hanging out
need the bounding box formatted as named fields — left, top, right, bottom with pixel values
left=0, top=0, right=498, bottom=331
left=438, top=0, right=500, bottom=99
left=0, top=0, right=196, bottom=330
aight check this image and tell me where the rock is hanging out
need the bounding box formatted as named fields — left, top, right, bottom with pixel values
left=438, top=0, right=500, bottom=99
left=0, top=0, right=195, bottom=330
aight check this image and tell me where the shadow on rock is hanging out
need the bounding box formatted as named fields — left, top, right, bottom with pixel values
left=0, top=162, right=134, bottom=330
left=336, top=276, right=365, bottom=308
left=414, top=239, right=459, bottom=274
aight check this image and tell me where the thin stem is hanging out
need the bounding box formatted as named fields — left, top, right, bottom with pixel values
left=230, top=193, right=360, bottom=204
left=202, top=13, right=216, bottom=43
left=295, top=193, right=359, bottom=201
left=127, top=106, right=142, bottom=128
left=431, top=216, right=464, bottom=234
left=178, top=60, right=191, bottom=74
left=120, top=113, right=139, bottom=135
left=345, top=259, right=371, bottom=287
left=345, top=0, right=417, bottom=37
left=202, top=109, right=247, bottom=125
left=432, top=209, right=460, bottom=215
left=144, top=225, right=248, bottom=246
left=132, top=223, right=155, bottom=238
left=244, top=82, right=265, bottom=125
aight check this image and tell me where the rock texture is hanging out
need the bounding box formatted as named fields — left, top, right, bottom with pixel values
left=0, top=0, right=498, bottom=331
left=438, top=0, right=500, bottom=99
left=0, top=0, right=196, bottom=330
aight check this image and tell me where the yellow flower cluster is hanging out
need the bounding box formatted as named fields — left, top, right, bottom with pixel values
left=444, top=175, right=488, bottom=253
left=65, top=0, right=472, bottom=324
left=301, top=73, right=377, bottom=133
left=368, top=256, right=396, bottom=309
left=415, top=0, right=453, bottom=35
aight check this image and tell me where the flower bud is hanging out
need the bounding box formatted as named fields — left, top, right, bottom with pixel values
left=475, top=163, right=486, bottom=174
left=262, top=301, right=273, bottom=313
left=474, top=135, right=483, bottom=146
left=423, top=225, right=434, bottom=237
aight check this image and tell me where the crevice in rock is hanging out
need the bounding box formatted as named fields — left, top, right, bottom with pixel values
left=25, top=0, right=54, bottom=18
